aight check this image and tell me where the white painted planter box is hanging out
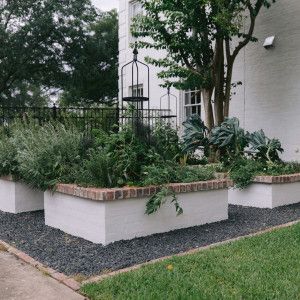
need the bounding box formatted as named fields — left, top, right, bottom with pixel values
left=45, top=180, right=229, bottom=245
left=229, top=174, right=300, bottom=208
left=0, top=177, right=44, bottom=213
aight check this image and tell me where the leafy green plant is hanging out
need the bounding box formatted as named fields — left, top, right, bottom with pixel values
left=0, top=135, right=18, bottom=177
left=210, top=117, right=249, bottom=164
left=249, top=130, right=283, bottom=163
left=229, top=159, right=300, bottom=189
left=15, top=123, right=84, bottom=190
left=182, top=114, right=209, bottom=155
left=143, top=163, right=215, bottom=215
left=146, top=187, right=183, bottom=216
left=150, top=121, right=181, bottom=161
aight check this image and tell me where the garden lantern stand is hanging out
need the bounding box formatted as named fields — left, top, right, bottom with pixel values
left=121, top=46, right=150, bottom=111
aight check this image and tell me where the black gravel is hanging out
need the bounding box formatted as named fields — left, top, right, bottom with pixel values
left=1, top=204, right=300, bottom=276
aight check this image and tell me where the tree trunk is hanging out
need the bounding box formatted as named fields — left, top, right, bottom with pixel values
left=202, top=88, right=214, bottom=131
left=223, top=60, right=234, bottom=117
left=213, top=38, right=225, bottom=126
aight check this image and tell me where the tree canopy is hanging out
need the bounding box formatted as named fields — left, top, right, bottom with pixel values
left=59, top=10, right=118, bottom=106
left=132, top=0, right=276, bottom=129
left=0, top=0, right=118, bottom=106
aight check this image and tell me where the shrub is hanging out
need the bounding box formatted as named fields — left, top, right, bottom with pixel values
left=150, top=121, right=181, bottom=161
left=229, top=159, right=300, bottom=189
left=143, top=163, right=215, bottom=215
left=16, top=123, right=84, bottom=190
left=142, top=163, right=215, bottom=186
left=0, top=135, right=18, bottom=177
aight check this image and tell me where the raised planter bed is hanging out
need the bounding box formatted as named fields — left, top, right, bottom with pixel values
left=229, top=174, right=300, bottom=208
left=44, top=180, right=229, bottom=245
left=0, top=176, right=44, bottom=214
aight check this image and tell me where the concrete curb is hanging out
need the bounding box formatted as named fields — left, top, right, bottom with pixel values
left=0, top=240, right=81, bottom=292
left=82, top=219, right=300, bottom=285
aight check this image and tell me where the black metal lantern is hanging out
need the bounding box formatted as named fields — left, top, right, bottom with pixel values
left=121, top=46, right=150, bottom=111
left=160, top=87, right=178, bottom=126
left=120, top=46, right=150, bottom=136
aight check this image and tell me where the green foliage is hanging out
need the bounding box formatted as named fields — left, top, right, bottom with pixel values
left=0, top=134, right=18, bottom=177
left=210, top=117, right=249, bottom=164
left=150, top=121, right=181, bottom=161
left=143, top=163, right=215, bottom=215
left=15, top=123, right=84, bottom=190
left=229, top=159, right=300, bottom=189
left=0, top=0, right=96, bottom=104
left=142, top=163, right=215, bottom=187
left=59, top=10, right=119, bottom=105
left=249, top=130, right=283, bottom=163
left=182, top=114, right=209, bottom=155
left=145, top=187, right=183, bottom=216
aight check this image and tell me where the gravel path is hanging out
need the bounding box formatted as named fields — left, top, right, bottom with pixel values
left=1, top=204, right=300, bottom=276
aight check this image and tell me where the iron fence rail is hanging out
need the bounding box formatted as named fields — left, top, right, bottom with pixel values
left=0, top=105, right=175, bottom=133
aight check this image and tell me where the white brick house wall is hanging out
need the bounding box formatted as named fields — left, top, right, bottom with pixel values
left=119, top=0, right=300, bottom=160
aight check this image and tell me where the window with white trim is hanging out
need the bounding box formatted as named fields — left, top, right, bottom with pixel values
left=184, top=89, right=201, bottom=120
left=129, top=84, right=144, bottom=97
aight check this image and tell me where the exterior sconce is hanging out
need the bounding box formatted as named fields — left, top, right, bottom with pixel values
left=263, top=36, right=275, bottom=49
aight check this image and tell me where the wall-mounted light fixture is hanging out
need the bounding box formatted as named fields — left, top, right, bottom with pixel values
left=263, top=36, right=275, bottom=49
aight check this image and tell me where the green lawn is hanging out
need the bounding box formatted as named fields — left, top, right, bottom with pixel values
left=81, top=223, right=300, bottom=300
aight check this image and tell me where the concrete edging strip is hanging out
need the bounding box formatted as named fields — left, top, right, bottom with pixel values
left=0, top=240, right=80, bottom=292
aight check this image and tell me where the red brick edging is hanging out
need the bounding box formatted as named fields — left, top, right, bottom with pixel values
left=56, top=179, right=229, bottom=202
left=0, top=240, right=80, bottom=291
left=253, top=173, right=300, bottom=184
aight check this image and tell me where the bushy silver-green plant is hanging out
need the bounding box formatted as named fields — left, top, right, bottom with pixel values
left=15, top=123, right=83, bottom=190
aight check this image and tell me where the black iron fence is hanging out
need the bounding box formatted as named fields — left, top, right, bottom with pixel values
left=0, top=105, right=175, bottom=134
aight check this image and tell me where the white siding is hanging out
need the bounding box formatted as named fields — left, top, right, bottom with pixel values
left=119, top=0, right=300, bottom=160
left=231, top=0, right=300, bottom=160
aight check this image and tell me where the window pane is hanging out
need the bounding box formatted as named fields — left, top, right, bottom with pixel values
left=185, top=92, right=190, bottom=105
left=191, top=91, right=196, bottom=104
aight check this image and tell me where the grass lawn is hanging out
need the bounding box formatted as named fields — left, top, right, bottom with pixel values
left=81, top=223, right=300, bottom=300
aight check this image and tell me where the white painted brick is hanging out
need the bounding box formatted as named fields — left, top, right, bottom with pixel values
left=0, top=179, right=44, bottom=214
left=229, top=182, right=300, bottom=209
left=45, top=190, right=228, bottom=245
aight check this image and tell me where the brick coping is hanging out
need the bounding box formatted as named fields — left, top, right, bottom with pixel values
left=55, top=179, right=229, bottom=202
left=214, top=173, right=300, bottom=185
left=253, top=173, right=300, bottom=184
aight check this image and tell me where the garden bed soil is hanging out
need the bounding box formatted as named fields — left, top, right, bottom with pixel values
left=229, top=173, right=300, bottom=208
left=1, top=204, right=300, bottom=276
left=45, top=180, right=229, bottom=245
left=0, top=176, right=44, bottom=214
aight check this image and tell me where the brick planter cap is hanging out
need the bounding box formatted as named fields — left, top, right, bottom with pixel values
left=55, top=179, right=229, bottom=202
left=253, top=173, right=300, bottom=184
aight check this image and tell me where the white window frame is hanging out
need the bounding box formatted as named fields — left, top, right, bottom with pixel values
left=183, top=89, right=201, bottom=120
left=129, top=84, right=144, bottom=97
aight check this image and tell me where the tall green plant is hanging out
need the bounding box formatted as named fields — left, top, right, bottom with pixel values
left=16, top=123, right=84, bottom=190
left=182, top=114, right=209, bottom=155
left=210, top=117, right=249, bottom=164
left=249, top=130, right=283, bottom=163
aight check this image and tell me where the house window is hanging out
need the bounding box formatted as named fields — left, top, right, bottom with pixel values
left=129, top=1, right=143, bottom=43
left=184, top=89, right=201, bottom=120
left=129, top=84, right=144, bottom=97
